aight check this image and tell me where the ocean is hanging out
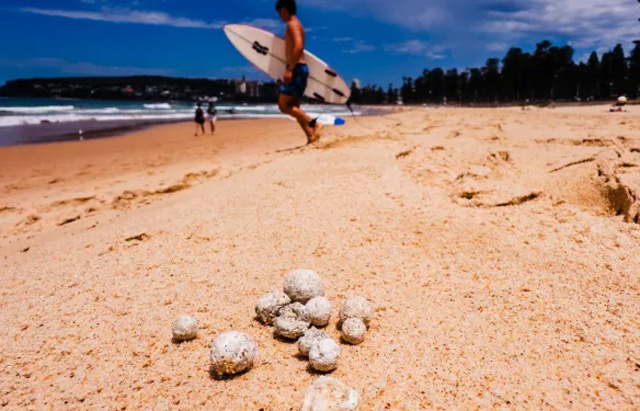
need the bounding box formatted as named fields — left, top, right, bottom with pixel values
left=0, top=97, right=359, bottom=146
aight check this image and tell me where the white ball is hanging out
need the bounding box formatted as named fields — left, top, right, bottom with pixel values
left=301, top=377, right=360, bottom=411
left=298, top=327, right=329, bottom=357
left=618, top=96, right=628, bottom=105
left=274, top=302, right=310, bottom=339
left=278, top=302, right=308, bottom=319
left=341, top=318, right=366, bottom=345
left=309, top=338, right=340, bottom=372
left=210, top=331, right=257, bottom=376
left=339, top=296, right=374, bottom=327
left=171, top=315, right=198, bottom=341
left=255, top=290, right=291, bottom=325
left=283, top=269, right=325, bottom=303
left=305, top=297, right=332, bottom=327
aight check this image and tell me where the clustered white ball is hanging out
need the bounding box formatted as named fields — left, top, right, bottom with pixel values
left=170, top=315, right=258, bottom=377
left=209, top=331, right=257, bottom=377
left=339, top=296, right=374, bottom=327
left=170, top=269, right=374, bottom=382
left=309, top=338, right=341, bottom=372
left=340, top=318, right=366, bottom=345
left=274, top=302, right=310, bottom=339
left=171, top=315, right=199, bottom=342
left=298, top=327, right=329, bottom=357
left=283, top=269, right=325, bottom=304
left=255, top=269, right=375, bottom=373
left=305, top=296, right=332, bottom=327
left=255, top=290, right=291, bottom=325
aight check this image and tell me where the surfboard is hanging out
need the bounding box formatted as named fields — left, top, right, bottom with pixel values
left=223, top=24, right=351, bottom=105
left=316, top=114, right=346, bottom=126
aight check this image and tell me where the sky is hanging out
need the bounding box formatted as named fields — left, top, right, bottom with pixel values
left=0, top=0, right=638, bottom=87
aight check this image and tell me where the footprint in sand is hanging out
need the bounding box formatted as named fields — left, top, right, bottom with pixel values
left=17, top=215, right=41, bottom=227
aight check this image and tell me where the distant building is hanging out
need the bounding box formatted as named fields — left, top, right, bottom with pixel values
left=233, top=76, right=262, bottom=98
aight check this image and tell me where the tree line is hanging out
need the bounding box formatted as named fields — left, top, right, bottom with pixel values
left=350, top=40, right=640, bottom=105
left=0, top=76, right=280, bottom=102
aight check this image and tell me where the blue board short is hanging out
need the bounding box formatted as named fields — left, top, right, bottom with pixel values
left=280, top=63, right=309, bottom=99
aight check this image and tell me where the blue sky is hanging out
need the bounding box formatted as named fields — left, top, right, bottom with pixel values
left=0, top=0, right=638, bottom=87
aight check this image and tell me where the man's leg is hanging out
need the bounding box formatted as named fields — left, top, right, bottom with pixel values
left=293, top=101, right=322, bottom=144
left=279, top=93, right=314, bottom=140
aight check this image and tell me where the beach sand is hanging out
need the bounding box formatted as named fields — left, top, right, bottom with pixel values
left=1, top=106, right=639, bottom=410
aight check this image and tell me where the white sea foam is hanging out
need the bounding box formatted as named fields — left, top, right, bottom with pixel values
left=143, top=103, right=172, bottom=109
left=0, top=112, right=193, bottom=127
left=0, top=102, right=359, bottom=128
left=75, top=107, right=122, bottom=114
left=216, top=105, right=269, bottom=112
left=235, top=105, right=267, bottom=111
left=0, top=105, right=75, bottom=113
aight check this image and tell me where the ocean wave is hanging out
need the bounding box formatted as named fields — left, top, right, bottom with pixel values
left=216, top=105, right=269, bottom=112
left=0, top=105, right=75, bottom=114
left=0, top=112, right=193, bottom=127
left=235, top=105, right=267, bottom=111
left=75, top=107, right=122, bottom=114
left=144, top=103, right=172, bottom=109
left=0, top=103, right=360, bottom=128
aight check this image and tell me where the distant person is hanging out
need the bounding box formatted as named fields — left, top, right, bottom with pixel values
left=194, top=103, right=205, bottom=136
left=275, top=0, right=321, bottom=145
left=207, top=99, right=218, bottom=135
left=610, top=96, right=627, bottom=113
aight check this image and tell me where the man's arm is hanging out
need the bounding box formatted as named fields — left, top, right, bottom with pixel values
left=286, top=22, right=304, bottom=71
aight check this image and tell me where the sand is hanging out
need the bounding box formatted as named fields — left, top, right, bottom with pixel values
left=1, top=106, right=639, bottom=410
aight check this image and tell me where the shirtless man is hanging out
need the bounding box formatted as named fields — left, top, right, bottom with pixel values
left=276, top=0, right=321, bottom=144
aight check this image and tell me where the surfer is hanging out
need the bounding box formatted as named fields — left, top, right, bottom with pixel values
left=194, top=103, right=205, bottom=136
left=275, top=0, right=322, bottom=144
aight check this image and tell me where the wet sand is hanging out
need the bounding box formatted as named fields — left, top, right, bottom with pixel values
left=1, top=106, right=639, bottom=410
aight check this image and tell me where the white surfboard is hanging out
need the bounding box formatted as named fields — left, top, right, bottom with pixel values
left=224, top=24, right=351, bottom=105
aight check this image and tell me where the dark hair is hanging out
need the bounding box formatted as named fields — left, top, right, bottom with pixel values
left=276, top=0, right=297, bottom=15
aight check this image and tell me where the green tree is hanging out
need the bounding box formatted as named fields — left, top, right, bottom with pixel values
left=628, top=42, right=640, bottom=98
left=610, top=44, right=628, bottom=96
left=444, top=69, right=459, bottom=103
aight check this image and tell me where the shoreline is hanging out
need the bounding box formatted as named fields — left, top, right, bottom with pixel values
left=0, top=101, right=627, bottom=148
left=0, top=112, right=377, bottom=148
left=0, top=118, right=189, bottom=147
left=0, top=116, right=292, bottom=148
left=0, top=97, right=374, bottom=147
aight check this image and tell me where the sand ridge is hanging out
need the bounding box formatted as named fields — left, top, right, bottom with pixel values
left=0, top=106, right=639, bottom=410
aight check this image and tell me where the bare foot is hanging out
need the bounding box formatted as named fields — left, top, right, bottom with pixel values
left=307, top=124, right=323, bottom=145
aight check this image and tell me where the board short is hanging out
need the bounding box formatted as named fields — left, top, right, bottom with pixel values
left=207, top=113, right=218, bottom=123
left=280, top=64, right=309, bottom=99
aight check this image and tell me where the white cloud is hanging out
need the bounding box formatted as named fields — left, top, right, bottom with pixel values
left=342, top=40, right=376, bottom=54
left=244, top=18, right=280, bottom=30
left=486, top=42, right=508, bottom=52
left=21, top=7, right=225, bottom=29
left=384, top=40, right=447, bottom=59
left=481, top=0, right=638, bottom=50
left=306, top=0, right=638, bottom=51
left=0, top=57, right=171, bottom=76
left=305, top=0, right=448, bottom=30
